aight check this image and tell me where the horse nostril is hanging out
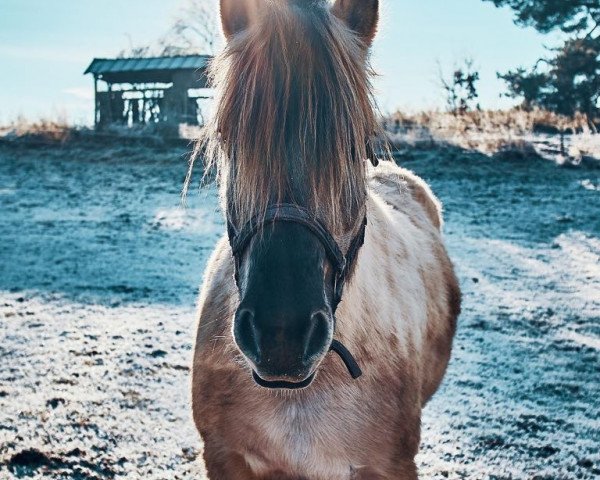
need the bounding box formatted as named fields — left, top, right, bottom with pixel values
left=234, top=308, right=260, bottom=363
left=304, top=310, right=331, bottom=364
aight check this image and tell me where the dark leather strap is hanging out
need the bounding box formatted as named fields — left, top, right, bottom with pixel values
left=228, top=204, right=367, bottom=311
left=333, top=215, right=367, bottom=305
left=330, top=339, right=363, bottom=379
left=229, top=204, right=346, bottom=276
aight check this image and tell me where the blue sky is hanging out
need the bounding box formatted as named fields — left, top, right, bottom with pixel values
left=0, top=0, right=562, bottom=125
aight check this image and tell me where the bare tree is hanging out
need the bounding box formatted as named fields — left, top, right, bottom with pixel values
left=439, top=58, right=481, bottom=116
left=158, top=0, right=220, bottom=56
left=119, top=0, right=219, bottom=58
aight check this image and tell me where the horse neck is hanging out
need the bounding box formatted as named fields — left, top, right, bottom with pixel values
left=334, top=191, right=416, bottom=358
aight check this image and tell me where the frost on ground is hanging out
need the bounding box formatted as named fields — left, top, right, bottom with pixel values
left=0, top=298, right=204, bottom=480
left=0, top=143, right=598, bottom=479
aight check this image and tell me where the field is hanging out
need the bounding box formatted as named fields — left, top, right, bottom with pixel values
left=0, top=138, right=598, bottom=479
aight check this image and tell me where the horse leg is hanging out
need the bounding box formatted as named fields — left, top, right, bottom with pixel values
left=202, top=440, right=259, bottom=480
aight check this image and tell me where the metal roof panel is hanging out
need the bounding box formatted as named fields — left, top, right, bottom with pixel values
left=83, top=55, right=211, bottom=76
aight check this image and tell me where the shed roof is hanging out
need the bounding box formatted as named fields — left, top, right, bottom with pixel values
left=84, top=55, right=212, bottom=84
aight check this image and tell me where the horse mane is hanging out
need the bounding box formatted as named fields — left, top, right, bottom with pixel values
left=189, top=0, right=381, bottom=235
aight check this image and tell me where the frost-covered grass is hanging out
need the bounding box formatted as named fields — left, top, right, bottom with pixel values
left=570, top=132, right=600, bottom=162
left=0, top=142, right=598, bottom=478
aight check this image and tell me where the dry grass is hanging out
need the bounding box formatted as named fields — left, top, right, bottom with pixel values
left=1, top=116, right=75, bottom=143
left=3, top=109, right=599, bottom=164
left=382, top=109, right=599, bottom=161
left=0, top=117, right=188, bottom=146
left=386, top=108, right=592, bottom=136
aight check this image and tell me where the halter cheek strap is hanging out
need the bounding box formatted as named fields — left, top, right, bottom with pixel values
left=227, top=203, right=365, bottom=381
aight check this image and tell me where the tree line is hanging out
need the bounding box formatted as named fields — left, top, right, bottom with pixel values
left=491, top=0, right=599, bottom=129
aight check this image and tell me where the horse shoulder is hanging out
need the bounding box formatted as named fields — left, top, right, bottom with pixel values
left=367, top=162, right=460, bottom=402
left=368, top=161, right=443, bottom=231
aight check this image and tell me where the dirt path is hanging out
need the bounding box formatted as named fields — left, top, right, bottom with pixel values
left=0, top=144, right=598, bottom=479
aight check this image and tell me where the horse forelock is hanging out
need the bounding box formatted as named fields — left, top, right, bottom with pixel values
left=194, top=0, right=380, bottom=236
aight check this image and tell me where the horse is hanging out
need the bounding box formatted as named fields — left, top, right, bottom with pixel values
left=190, top=0, right=460, bottom=478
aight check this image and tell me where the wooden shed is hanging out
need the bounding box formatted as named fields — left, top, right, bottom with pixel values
left=84, top=55, right=212, bottom=128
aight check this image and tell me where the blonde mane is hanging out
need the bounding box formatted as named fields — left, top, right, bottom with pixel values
left=189, top=0, right=381, bottom=235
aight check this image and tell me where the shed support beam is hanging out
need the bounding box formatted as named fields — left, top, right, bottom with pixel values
left=93, top=75, right=99, bottom=128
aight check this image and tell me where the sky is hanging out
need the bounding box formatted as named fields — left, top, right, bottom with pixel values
left=0, top=0, right=563, bottom=125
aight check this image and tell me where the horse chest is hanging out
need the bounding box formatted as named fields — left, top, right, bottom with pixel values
left=241, top=399, right=355, bottom=479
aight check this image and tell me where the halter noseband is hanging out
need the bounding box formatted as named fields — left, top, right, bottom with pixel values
left=227, top=203, right=365, bottom=381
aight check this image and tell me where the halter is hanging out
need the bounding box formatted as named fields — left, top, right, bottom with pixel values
left=227, top=203, right=365, bottom=382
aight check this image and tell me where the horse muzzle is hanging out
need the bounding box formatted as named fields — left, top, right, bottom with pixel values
left=233, top=308, right=332, bottom=390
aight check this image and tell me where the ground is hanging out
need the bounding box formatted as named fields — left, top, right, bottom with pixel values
left=0, top=141, right=598, bottom=479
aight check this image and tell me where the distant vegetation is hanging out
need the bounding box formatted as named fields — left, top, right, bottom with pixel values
left=382, top=108, right=600, bottom=166
left=0, top=117, right=197, bottom=147
left=3, top=109, right=598, bottom=168
left=484, top=0, right=600, bottom=130
left=417, top=1, right=600, bottom=161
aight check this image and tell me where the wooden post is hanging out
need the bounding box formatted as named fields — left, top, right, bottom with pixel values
left=93, top=75, right=99, bottom=128
left=107, top=82, right=113, bottom=124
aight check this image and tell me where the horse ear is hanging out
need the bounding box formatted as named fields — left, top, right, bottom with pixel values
left=331, top=0, right=379, bottom=46
left=220, top=0, right=259, bottom=40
